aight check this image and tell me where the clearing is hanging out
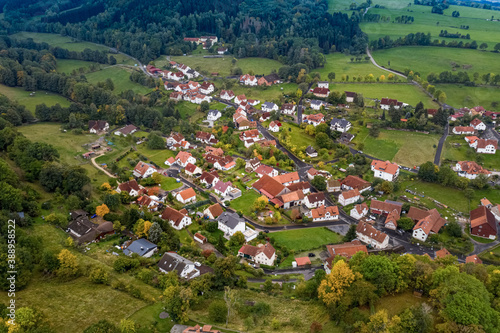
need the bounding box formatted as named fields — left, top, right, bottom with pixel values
left=270, top=227, right=342, bottom=252
left=11, top=32, right=111, bottom=52
left=0, top=85, right=70, bottom=113
left=56, top=59, right=98, bottom=74
left=85, top=67, right=153, bottom=95
left=314, top=53, right=387, bottom=80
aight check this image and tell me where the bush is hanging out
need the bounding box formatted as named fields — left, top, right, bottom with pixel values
left=89, top=267, right=109, bottom=284
left=208, top=300, right=227, bottom=323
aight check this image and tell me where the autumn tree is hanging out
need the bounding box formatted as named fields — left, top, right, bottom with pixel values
left=120, top=319, right=137, bottom=333
left=96, top=203, right=110, bottom=217
left=151, top=172, right=162, bottom=184
left=253, top=196, right=268, bottom=211
left=57, top=249, right=79, bottom=279
left=318, top=260, right=356, bottom=307
left=134, top=219, right=152, bottom=238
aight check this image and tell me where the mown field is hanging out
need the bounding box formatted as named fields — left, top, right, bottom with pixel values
left=353, top=127, right=440, bottom=167
left=435, top=84, right=500, bottom=111
left=270, top=227, right=342, bottom=252
left=0, top=85, right=70, bottom=113
left=330, top=83, right=438, bottom=108
left=11, top=32, right=110, bottom=52
left=230, top=83, right=298, bottom=102
left=56, top=59, right=98, bottom=74
left=85, top=67, right=153, bottom=95
left=315, top=53, right=387, bottom=79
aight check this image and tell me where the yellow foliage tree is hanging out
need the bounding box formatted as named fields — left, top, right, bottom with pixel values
left=379, top=75, right=385, bottom=82
left=100, top=183, right=112, bottom=192
left=152, top=172, right=162, bottom=184
left=318, top=260, right=356, bottom=307
left=253, top=196, right=269, bottom=211
left=57, top=249, right=79, bottom=278
left=134, top=219, right=152, bottom=238
left=96, top=204, right=110, bottom=217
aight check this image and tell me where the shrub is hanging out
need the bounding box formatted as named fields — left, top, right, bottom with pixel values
left=208, top=300, right=227, bottom=323
left=89, top=267, right=109, bottom=284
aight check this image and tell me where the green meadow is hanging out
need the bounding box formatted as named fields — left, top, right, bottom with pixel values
left=85, top=67, right=153, bottom=95
left=0, top=85, right=70, bottom=113
left=11, top=32, right=110, bottom=52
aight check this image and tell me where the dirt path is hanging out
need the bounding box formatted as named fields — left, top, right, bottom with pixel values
left=91, top=154, right=117, bottom=178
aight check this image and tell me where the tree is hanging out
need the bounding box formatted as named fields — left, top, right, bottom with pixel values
left=253, top=196, right=268, bottom=211
left=328, top=72, right=336, bottom=81
left=311, top=176, right=326, bottom=191
left=147, top=132, right=165, bottom=149
left=343, top=225, right=357, bottom=242
left=479, top=43, right=488, bottom=50
left=446, top=221, right=462, bottom=237
left=96, top=204, right=110, bottom=217
left=397, top=217, right=414, bottom=231
left=235, top=158, right=245, bottom=170
left=360, top=255, right=397, bottom=294
left=120, top=319, right=136, bottom=333
left=228, top=231, right=245, bottom=247
left=305, top=124, right=316, bottom=136
left=208, top=300, right=227, bottom=323
left=318, top=260, right=356, bottom=307
left=148, top=222, right=163, bottom=243
left=163, top=285, right=193, bottom=323
left=213, top=256, right=238, bottom=289
left=223, top=286, right=237, bottom=327
left=418, top=162, right=438, bottom=182
left=104, top=194, right=121, bottom=210
left=134, top=219, right=152, bottom=238
left=84, top=320, right=119, bottom=333
left=89, top=267, right=109, bottom=284
left=495, top=43, right=500, bottom=52
left=316, top=132, right=331, bottom=149
left=57, top=249, right=79, bottom=279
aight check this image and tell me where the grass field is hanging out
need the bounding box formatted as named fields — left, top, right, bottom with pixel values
left=230, top=191, right=261, bottom=216
left=128, top=303, right=174, bottom=333
left=435, top=84, right=500, bottom=111
left=56, top=59, right=97, bottom=74
left=353, top=127, right=440, bottom=167
left=330, top=83, right=438, bottom=108
left=165, top=56, right=283, bottom=77
left=11, top=32, right=110, bottom=52
left=371, top=47, right=500, bottom=80
left=0, top=85, right=70, bottom=113
left=85, top=67, right=153, bottom=95
left=230, top=83, right=298, bottom=102
left=315, top=53, right=387, bottom=79
left=160, top=176, right=183, bottom=191
left=278, top=122, right=318, bottom=151
left=270, top=227, right=342, bottom=252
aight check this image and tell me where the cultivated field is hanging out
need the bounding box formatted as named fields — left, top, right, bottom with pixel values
left=0, top=85, right=70, bottom=113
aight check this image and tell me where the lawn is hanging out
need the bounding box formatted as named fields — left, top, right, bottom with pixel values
left=434, top=84, right=500, bottom=112
left=0, top=85, right=70, bottom=113
left=56, top=59, right=97, bottom=74
left=11, top=32, right=111, bottom=52
left=230, top=83, right=298, bottom=102
left=314, top=53, right=387, bottom=80
left=85, top=67, right=153, bottom=95
left=160, top=176, right=183, bottom=191
left=479, top=243, right=500, bottom=264
left=371, top=47, right=500, bottom=81
left=128, top=303, right=174, bottom=333
left=166, top=56, right=282, bottom=77
left=330, top=83, right=438, bottom=108
left=276, top=122, right=317, bottom=151
left=135, top=145, right=175, bottom=167
left=230, top=191, right=261, bottom=216
left=270, top=227, right=342, bottom=252
left=353, top=127, right=440, bottom=167
left=403, top=180, right=469, bottom=212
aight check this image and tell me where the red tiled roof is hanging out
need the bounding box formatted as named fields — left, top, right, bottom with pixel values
left=340, top=189, right=360, bottom=200
left=326, top=240, right=367, bottom=259
left=465, top=254, right=482, bottom=264
left=161, top=207, right=188, bottom=226
left=252, top=175, right=285, bottom=199
left=371, top=160, right=399, bottom=175
left=295, top=257, right=311, bottom=266
left=435, top=248, right=451, bottom=259
left=342, top=175, right=371, bottom=190
left=311, top=205, right=338, bottom=219
left=178, top=188, right=196, bottom=201
left=356, top=221, right=388, bottom=244
left=273, top=172, right=299, bottom=184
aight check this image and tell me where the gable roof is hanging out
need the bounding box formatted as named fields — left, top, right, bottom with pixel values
left=239, top=242, right=275, bottom=259
left=217, top=212, right=243, bottom=230
left=342, top=175, right=371, bottom=190
left=305, top=146, right=317, bottom=154
left=178, top=188, right=196, bottom=200
left=134, top=161, right=156, bottom=176
left=385, top=209, right=400, bottom=227
left=207, top=203, right=223, bottom=218
left=200, top=171, right=219, bottom=184
left=470, top=206, right=497, bottom=230
left=466, top=254, right=482, bottom=264
left=356, top=221, right=388, bottom=244
left=354, top=203, right=368, bottom=215
left=286, top=181, right=310, bottom=192
left=273, top=172, right=299, bottom=184
left=88, top=120, right=108, bottom=131
left=312, top=87, right=330, bottom=95
left=407, top=206, right=430, bottom=221
left=371, top=160, right=399, bottom=175
left=185, top=163, right=199, bottom=174
left=214, top=180, right=232, bottom=193
left=295, top=257, right=311, bottom=266
left=370, top=199, right=403, bottom=215
left=454, top=126, right=475, bottom=133
left=277, top=190, right=305, bottom=204
left=470, top=118, right=484, bottom=126
left=176, top=151, right=194, bottom=164
left=413, top=208, right=446, bottom=235
left=125, top=238, right=157, bottom=256
left=311, top=205, right=338, bottom=219
left=340, top=188, right=360, bottom=200
left=255, top=164, right=275, bottom=176
left=326, top=240, right=367, bottom=259
left=476, top=139, right=498, bottom=149
left=252, top=175, right=285, bottom=199
left=161, top=207, right=189, bottom=226
left=330, top=118, right=351, bottom=127
left=457, top=161, right=491, bottom=176
left=435, top=248, right=451, bottom=259
left=306, top=192, right=326, bottom=203
left=118, top=179, right=140, bottom=193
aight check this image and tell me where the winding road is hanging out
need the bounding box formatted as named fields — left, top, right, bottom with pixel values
left=366, top=47, right=407, bottom=80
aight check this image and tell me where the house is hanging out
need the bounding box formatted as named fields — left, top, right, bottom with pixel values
left=340, top=133, right=355, bottom=143
left=255, top=164, right=279, bottom=178
left=384, top=209, right=400, bottom=230
left=114, top=124, right=138, bottom=136
left=466, top=254, right=483, bottom=264
left=350, top=203, right=369, bottom=220
left=475, top=139, right=497, bottom=154
left=199, top=82, right=215, bottom=95
left=311, top=87, right=330, bottom=98
left=455, top=161, right=491, bottom=179
left=274, top=190, right=304, bottom=209
left=450, top=113, right=464, bottom=121
left=294, top=257, right=311, bottom=267
left=452, top=126, right=475, bottom=135
left=465, top=136, right=479, bottom=148
left=470, top=206, right=497, bottom=239
left=196, top=131, right=215, bottom=144
left=116, top=179, right=141, bottom=197
left=302, top=113, right=325, bottom=126
left=342, top=175, right=371, bottom=193
left=407, top=206, right=430, bottom=222
left=164, top=82, right=178, bottom=90
left=356, top=221, right=389, bottom=249
left=234, top=94, right=247, bottom=104
left=330, top=118, right=352, bottom=133
left=169, top=92, right=182, bottom=101
left=338, top=189, right=361, bottom=206
left=207, top=110, right=221, bottom=121
left=245, top=157, right=261, bottom=172
left=304, top=192, right=326, bottom=209
left=217, top=211, right=246, bottom=237
left=267, top=120, right=281, bottom=133
left=158, top=252, right=202, bottom=280
left=123, top=238, right=157, bottom=257
left=345, top=91, right=357, bottom=103
left=136, top=195, right=160, bottom=211
left=184, top=163, right=202, bottom=176
left=273, top=172, right=300, bottom=186
left=88, top=120, right=109, bottom=133
left=412, top=209, right=446, bottom=242
left=173, top=151, right=196, bottom=168
left=220, top=90, right=235, bottom=100
left=307, top=167, right=331, bottom=180
left=213, top=156, right=236, bottom=171
left=133, top=161, right=157, bottom=178
left=470, top=118, right=486, bottom=131
left=310, top=205, right=339, bottom=222
left=435, top=248, right=452, bottom=260
left=238, top=242, right=276, bottom=266
left=161, top=207, right=192, bottom=230
left=371, top=160, right=399, bottom=181
left=260, top=112, right=271, bottom=122
left=370, top=199, right=403, bottom=216
left=481, top=198, right=493, bottom=208
left=204, top=203, right=224, bottom=219
left=318, top=81, right=329, bottom=89
left=205, top=146, right=224, bottom=157
left=217, top=47, right=228, bottom=55
left=183, top=325, right=220, bottom=333
left=239, top=74, right=258, bottom=86
left=310, top=100, right=327, bottom=111
left=67, top=215, right=100, bottom=244
left=176, top=188, right=197, bottom=204
left=380, top=98, right=405, bottom=110
left=166, top=133, right=185, bottom=147
left=252, top=175, right=288, bottom=199
left=286, top=181, right=311, bottom=195
left=327, top=179, right=341, bottom=192
left=281, top=103, right=296, bottom=115
left=326, top=240, right=367, bottom=260
left=258, top=73, right=281, bottom=86
left=213, top=180, right=233, bottom=197
left=487, top=203, right=500, bottom=219
left=262, top=102, right=278, bottom=113
left=306, top=146, right=318, bottom=158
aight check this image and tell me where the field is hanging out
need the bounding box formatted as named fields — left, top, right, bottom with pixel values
left=330, top=83, right=438, bottom=108
left=56, top=59, right=97, bottom=74
left=435, top=84, right=500, bottom=111
left=11, top=32, right=110, bottom=52
left=314, top=53, right=387, bottom=79
left=165, top=56, right=282, bottom=77
left=270, top=227, right=342, bottom=252
left=0, top=85, right=70, bottom=113
left=230, top=191, right=261, bottom=216
left=371, top=47, right=500, bottom=80
left=230, top=83, right=298, bottom=102
left=85, top=67, right=153, bottom=95
left=277, top=122, right=317, bottom=151
left=353, top=127, right=440, bottom=167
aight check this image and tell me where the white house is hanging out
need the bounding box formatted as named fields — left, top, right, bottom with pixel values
left=268, top=121, right=281, bottom=132
left=452, top=126, right=475, bottom=135
left=88, top=120, right=109, bottom=133
left=158, top=252, right=200, bottom=280
left=330, top=118, right=352, bottom=133
left=310, top=205, right=339, bottom=222
left=455, top=161, right=491, bottom=180
left=217, top=212, right=245, bottom=238
left=262, top=102, right=278, bottom=112
left=338, top=189, right=361, bottom=206
left=123, top=239, right=157, bottom=257
left=220, top=90, right=235, bottom=100
left=255, top=164, right=279, bottom=178
left=310, top=100, right=327, bottom=111
left=350, top=203, right=368, bottom=220
left=475, top=139, right=498, bottom=154
left=207, top=110, right=221, bottom=121
left=204, top=203, right=224, bottom=219
left=133, top=161, right=157, bottom=178
left=470, top=118, right=486, bottom=131
left=356, top=221, right=389, bottom=249
left=200, top=171, right=220, bottom=187
left=306, top=146, right=317, bottom=158
left=238, top=242, right=276, bottom=266
left=213, top=180, right=233, bottom=197
left=172, top=151, right=196, bottom=168
left=281, top=103, right=296, bottom=115
left=304, top=192, right=326, bottom=209
left=176, top=188, right=197, bottom=204
left=114, top=124, right=138, bottom=136
left=161, top=207, right=192, bottom=230
left=412, top=209, right=446, bottom=242
left=371, top=160, right=399, bottom=181
left=239, top=74, right=258, bottom=86
left=345, top=91, right=356, bottom=103
left=199, top=82, right=215, bottom=95
left=184, top=163, right=202, bottom=176
left=116, top=179, right=141, bottom=197
left=318, top=81, right=329, bottom=89
left=234, top=95, right=247, bottom=105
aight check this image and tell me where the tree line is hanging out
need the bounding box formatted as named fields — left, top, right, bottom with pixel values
left=369, top=32, right=483, bottom=50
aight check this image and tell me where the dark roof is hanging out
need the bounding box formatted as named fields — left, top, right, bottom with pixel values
left=262, top=102, right=277, bottom=109
left=68, top=217, right=98, bottom=243
left=344, top=91, right=356, bottom=98
left=88, top=120, right=108, bottom=131
left=263, top=73, right=280, bottom=82
left=158, top=252, right=190, bottom=275
left=306, top=192, right=325, bottom=203
left=70, top=209, right=88, bottom=220
left=217, top=212, right=243, bottom=230
left=310, top=100, right=326, bottom=106
left=330, top=118, right=351, bottom=127
left=124, top=238, right=157, bottom=256
left=306, top=146, right=317, bottom=154
left=340, top=133, right=354, bottom=142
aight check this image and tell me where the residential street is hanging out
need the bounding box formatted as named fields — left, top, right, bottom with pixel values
left=434, top=121, right=449, bottom=166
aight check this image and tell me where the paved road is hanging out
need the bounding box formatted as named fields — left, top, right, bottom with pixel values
left=434, top=121, right=449, bottom=166
left=366, top=47, right=407, bottom=80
